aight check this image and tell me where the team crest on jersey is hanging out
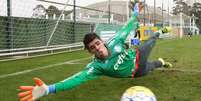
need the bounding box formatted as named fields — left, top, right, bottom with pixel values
left=87, top=67, right=94, bottom=74
left=114, top=45, right=122, bottom=53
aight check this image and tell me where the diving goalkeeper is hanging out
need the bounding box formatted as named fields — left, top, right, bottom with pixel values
left=18, top=1, right=172, bottom=101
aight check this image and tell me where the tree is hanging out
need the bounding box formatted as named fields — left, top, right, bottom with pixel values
left=172, top=0, right=191, bottom=16
left=32, top=4, right=46, bottom=18
left=173, top=0, right=201, bottom=31
left=46, top=5, right=61, bottom=18
left=191, top=2, right=201, bottom=30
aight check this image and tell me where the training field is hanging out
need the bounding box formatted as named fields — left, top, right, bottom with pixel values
left=0, top=36, right=201, bottom=101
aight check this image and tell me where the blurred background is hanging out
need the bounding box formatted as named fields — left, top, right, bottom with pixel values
left=0, top=0, right=201, bottom=58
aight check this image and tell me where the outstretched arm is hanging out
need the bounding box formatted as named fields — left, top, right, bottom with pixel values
left=18, top=78, right=49, bottom=101
left=114, top=15, right=139, bottom=42
left=113, top=0, right=144, bottom=43
left=18, top=67, right=102, bottom=101
left=54, top=68, right=100, bottom=92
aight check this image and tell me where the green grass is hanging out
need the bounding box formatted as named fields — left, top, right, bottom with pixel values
left=0, top=36, right=201, bottom=101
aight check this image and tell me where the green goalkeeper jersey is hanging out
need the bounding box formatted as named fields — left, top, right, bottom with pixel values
left=54, top=15, right=139, bottom=92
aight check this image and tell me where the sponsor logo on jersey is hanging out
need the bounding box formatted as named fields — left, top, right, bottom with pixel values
left=87, top=67, right=94, bottom=74
left=114, top=50, right=128, bottom=70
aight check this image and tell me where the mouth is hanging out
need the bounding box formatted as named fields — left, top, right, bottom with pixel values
left=97, top=51, right=103, bottom=55
left=96, top=50, right=109, bottom=60
left=95, top=50, right=104, bottom=58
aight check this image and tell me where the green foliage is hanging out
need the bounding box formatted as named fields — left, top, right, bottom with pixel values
left=192, top=3, right=201, bottom=30
left=0, top=36, right=201, bottom=101
left=173, top=0, right=201, bottom=31
left=172, top=0, right=191, bottom=15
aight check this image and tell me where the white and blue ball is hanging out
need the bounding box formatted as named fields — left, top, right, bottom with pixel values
left=121, top=86, right=157, bottom=101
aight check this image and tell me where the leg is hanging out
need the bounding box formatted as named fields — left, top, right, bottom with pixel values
left=138, top=32, right=160, bottom=58
left=135, top=60, right=162, bottom=77
left=138, top=33, right=159, bottom=69
left=135, top=32, right=160, bottom=77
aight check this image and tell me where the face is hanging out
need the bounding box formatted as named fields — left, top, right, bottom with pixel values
left=87, top=38, right=109, bottom=59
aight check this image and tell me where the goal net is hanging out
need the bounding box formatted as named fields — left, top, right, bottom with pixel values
left=0, top=0, right=129, bottom=58
left=0, top=0, right=94, bottom=57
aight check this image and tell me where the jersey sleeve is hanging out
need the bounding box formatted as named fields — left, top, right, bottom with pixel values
left=112, top=15, right=139, bottom=43
left=54, top=64, right=103, bottom=92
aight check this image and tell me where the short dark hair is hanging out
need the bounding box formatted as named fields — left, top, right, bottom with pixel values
left=83, top=32, right=101, bottom=49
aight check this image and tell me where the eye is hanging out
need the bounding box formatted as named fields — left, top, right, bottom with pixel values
left=88, top=40, right=102, bottom=51
left=95, top=41, right=100, bottom=46
left=89, top=46, right=95, bottom=50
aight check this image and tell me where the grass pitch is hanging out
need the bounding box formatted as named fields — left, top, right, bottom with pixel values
left=0, top=36, right=201, bottom=101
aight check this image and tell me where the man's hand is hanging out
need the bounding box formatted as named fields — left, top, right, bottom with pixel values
left=130, top=0, right=145, bottom=16
left=18, top=78, right=49, bottom=101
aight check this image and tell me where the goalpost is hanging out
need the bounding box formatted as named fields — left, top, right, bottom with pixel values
left=0, top=0, right=129, bottom=58
left=0, top=0, right=94, bottom=57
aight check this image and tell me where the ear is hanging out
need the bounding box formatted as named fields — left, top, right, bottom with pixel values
left=85, top=46, right=93, bottom=54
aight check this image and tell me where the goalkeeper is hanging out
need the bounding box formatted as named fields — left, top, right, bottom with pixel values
left=18, top=2, right=172, bottom=101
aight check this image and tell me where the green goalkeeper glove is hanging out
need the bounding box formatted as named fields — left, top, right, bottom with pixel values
left=18, top=77, right=55, bottom=101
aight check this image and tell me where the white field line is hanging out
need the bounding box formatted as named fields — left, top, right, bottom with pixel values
left=156, top=68, right=201, bottom=73
left=0, top=57, right=91, bottom=79
left=0, top=48, right=83, bottom=62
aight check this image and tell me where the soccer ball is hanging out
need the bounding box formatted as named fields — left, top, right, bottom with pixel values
left=121, top=86, right=157, bottom=101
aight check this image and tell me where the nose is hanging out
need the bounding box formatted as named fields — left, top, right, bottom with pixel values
left=94, top=45, right=100, bottom=51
